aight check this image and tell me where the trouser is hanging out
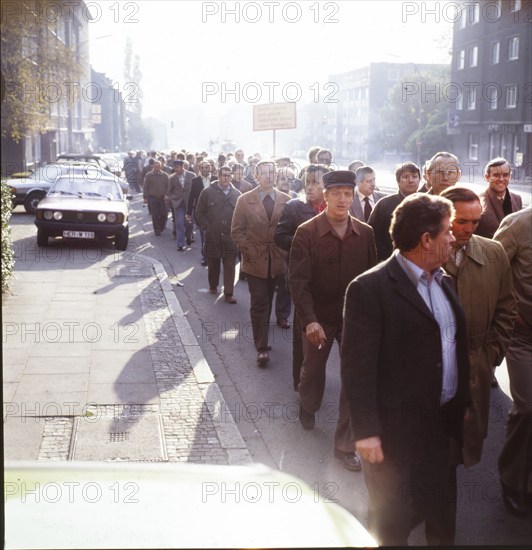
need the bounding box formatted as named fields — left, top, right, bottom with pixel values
left=299, top=321, right=355, bottom=453
left=246, top=273, right=277, bottom=351
left=172, top=203, right=186, bottom=248
left=148, top=197, right=167, bottom=234
left=207, top=254, right=236, bottom=296
left=275, top=274, right=292, bottom=320
left=363, top=418, right=456, bottom=546
left=498, top=333, right=532, bottom=496
left=292, top=311, right=304, bottom=391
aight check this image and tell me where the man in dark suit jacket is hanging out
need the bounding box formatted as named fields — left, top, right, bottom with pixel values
left=342, top=193, right=471, bottom=546
left=349, top=166, right=387, bottom=222
left=188, top=160, right=217, bottom=264
left=475, top=157, right=523, bottom=238
left=368, top=162, right=421, bottom=261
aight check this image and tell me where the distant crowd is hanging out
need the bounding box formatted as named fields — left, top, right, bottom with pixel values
left=123, top=144, right=530, bottom=545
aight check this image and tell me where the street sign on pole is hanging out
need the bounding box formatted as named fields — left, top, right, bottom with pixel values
left=253, top=102, right=296, bottom=157
left=253, top=102, right=296, bottom=131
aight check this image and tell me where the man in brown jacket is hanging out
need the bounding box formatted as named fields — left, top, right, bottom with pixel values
left=231, top=160, right=290, bottom=365
left=289, top=170, right=377, bottom=471
left=143, top=160, right=170, bottom=236
left=475, top=157, right=523, bottom=238
left=441, top=186, right=516, bottom=537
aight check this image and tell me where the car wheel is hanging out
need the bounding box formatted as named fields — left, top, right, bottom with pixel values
left=114, top=229, right=129, bottom=251
left=24, top=192, right=45, bottom=214
left=37, top=229, right=48, bottom=247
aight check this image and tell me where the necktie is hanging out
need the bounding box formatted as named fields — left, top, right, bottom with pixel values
left=263, top=195, right=275, bottom=220
left=502, top=191, right=512, bottom=217
left=363, top=197, right=372, bottom=222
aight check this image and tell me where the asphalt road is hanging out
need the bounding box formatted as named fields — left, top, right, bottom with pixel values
left=8, top=197, right=531, bottom=546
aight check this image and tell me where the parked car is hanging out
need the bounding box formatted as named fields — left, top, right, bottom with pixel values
left=56, top=153, right=122, bottom=178
left=7, top=163, right=128, bottom=214
left=35, top=176, right=130, bottom=250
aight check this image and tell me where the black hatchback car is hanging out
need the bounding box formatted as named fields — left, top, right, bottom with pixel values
left=35, top=176, right=130, bottom=250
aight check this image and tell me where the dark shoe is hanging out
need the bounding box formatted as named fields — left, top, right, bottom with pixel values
left=334, top=449, right=362, bottom=472
left=257, top=351, right=269, bottom=367
left=224, top=295, right=237, bottom=304
left=277, top=318, right=290, bottom=329
left=502, top=485, right=528, bottom=517
left=177, top=247, right=184, bottom=251
left=201, top=259, right=208, bottom=266
left=209, top=287, right=218, bottom=294
left=186, top=237, right=192, bottom=246
left=299, top=406, right=315, bottom=430
left=154, top=232, right=161, bottom=236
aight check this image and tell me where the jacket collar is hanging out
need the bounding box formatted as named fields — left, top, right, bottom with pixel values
left=316, top=211, right=361, bottom=238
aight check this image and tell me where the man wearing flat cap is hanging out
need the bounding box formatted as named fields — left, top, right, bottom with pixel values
left=289, top=170, right=377, bottom=471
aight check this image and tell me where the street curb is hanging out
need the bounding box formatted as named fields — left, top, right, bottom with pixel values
left=126, top=251, right=252, bottom=466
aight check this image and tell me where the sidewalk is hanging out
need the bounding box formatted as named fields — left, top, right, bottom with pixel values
left=2, top=245, right=251, bottom=466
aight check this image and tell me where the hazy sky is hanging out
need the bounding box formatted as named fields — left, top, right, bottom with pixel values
left=89, top=0, right=453, bottom=118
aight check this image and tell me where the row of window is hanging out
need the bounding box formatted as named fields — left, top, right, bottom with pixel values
left=458, top=0, right=521, bottom=29
left=456, top=35, right=519, bottom=69
left=456, top=84, right=518, bottom=110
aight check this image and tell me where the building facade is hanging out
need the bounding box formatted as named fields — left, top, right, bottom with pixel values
left=330, top=62, right=447, bottom=164
left=448, top=0, right=531, bottom=180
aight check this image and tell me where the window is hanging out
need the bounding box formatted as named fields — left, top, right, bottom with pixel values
left=467, top=87, right=476, bottom=110
left=457, top=49, right=465, bottom=70
left=487, top=86, right=498, bottom=110
left=458, top=6, right=467, bottom=28
left=470, top=2, right=480, bottom=24
left=468, top=46, right=478, bottom=67
left=506, top=85, right=517, bottom=108
left=490, top=41, right=500, bottom=64
left=508, top=36, right=519, bottom=60
left=468, top=133, right=479, bottom=160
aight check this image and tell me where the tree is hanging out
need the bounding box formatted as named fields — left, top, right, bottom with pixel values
left=0, top=2, right=80, bottom=142
left=380, top=68, right=452, bottom=165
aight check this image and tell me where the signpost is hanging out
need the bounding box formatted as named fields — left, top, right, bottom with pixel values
left=253, top=102, right=296, bottom=157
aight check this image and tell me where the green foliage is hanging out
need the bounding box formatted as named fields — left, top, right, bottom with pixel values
left=381, top=69, right=452, bottom=164
left=0, top=1, right=81, bottom=142
left=1, top=180, right=15, bottom=293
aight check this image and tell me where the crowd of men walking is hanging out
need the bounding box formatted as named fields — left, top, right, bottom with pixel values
left=123, top=145, right=530, bottom=545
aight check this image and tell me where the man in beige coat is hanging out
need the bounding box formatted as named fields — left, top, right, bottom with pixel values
left=231, top=160, right=290, bottom=365
left=440, top=186, right=516, bottom=536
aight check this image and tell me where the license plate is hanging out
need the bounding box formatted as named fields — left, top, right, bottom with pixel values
left=63, top=230, right=95, bottom=239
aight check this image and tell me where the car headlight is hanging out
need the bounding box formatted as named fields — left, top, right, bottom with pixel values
left=53, top=211, right=63, bottom=220
left=107, top=213, right=117, bottom=223
left=97, top=213, right=107, bottom=222
left=44, top=211, right=53, bottom=220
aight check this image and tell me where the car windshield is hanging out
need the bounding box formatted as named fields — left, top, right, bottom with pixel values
left=48, top=177, right=123, bottom=200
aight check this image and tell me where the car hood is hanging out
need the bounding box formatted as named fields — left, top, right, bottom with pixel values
left=38, top=196, right=127, bottom=213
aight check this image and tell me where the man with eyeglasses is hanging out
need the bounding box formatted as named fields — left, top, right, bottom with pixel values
left=425, top=152, right=461, bottom=195
left=475, top=157, right=523, bottom=238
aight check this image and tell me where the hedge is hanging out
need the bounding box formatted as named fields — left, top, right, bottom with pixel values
left=1, top=179, right=15, bottom=293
